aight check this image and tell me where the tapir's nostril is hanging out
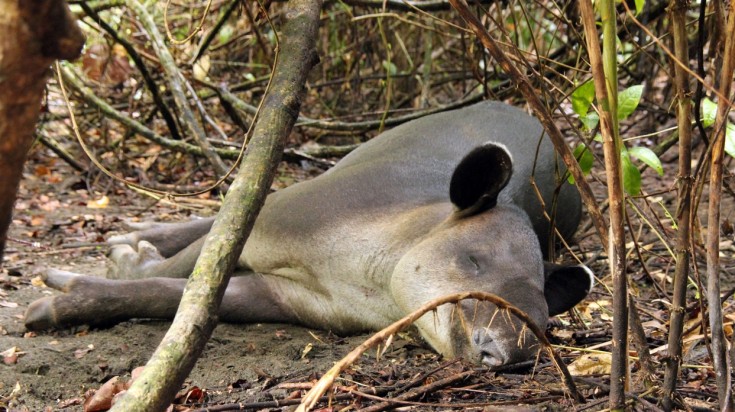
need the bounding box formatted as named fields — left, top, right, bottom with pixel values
left=472, top=329, right=508, bottom=367
left=481, top=352, right=503, bottom=367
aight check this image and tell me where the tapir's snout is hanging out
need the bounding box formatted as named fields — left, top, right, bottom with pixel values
left=470, top=327, right=536, bottom=368
left=450, top=299, right=544, bottom=368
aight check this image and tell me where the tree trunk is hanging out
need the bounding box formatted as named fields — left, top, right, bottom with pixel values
left=109, top=0, right=323, bottom=410
left=0, top=0, right=84, bottom=267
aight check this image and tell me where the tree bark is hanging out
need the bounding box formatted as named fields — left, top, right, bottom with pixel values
left=578, top=0, right=628, bottom=409
left=706, top=1, right=735, bottom=409
left=0, top=0, right=84, bottom=267
left=109, top=0, right=323, bottom=410
left=662, top=0, right=694, bottom=409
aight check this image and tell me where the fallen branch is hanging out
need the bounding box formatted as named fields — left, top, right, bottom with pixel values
left=108, top=0, right=323, bottom=409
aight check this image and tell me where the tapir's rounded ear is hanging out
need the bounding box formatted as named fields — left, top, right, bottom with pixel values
left=544, top=263, right=594, bottom=316
left=449, top=143, right=513, bottom=216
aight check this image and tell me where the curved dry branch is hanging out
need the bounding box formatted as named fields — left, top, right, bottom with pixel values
left=296, top=291, right=584, bottom=412
left=59, top=65, right=240, bottom=160
left=213, top=81, right=486, bottom=132
left=342, top=0, right=493, bottom=12
left=77, top=1, right=182, bottom=141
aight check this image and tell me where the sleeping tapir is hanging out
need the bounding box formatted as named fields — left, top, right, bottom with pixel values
left=25, top=101, right=593, bottom=367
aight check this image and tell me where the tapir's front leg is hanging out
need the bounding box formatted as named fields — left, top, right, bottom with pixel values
left=25, top=269, right=295, bottom=330
left=108, top=217, right=215, bottom=258
left=108, top=236, right=205, bottom=279
left=106, top=218, right=216, bottom=279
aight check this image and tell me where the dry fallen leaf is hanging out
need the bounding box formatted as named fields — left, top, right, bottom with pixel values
left=31, top=276, right=47, bottom=287
left=83, top=376, right=129, bottom=412
left=567, top=352, right=612, bottom=376
left=1, top=346, right=22, bottom=365
left=301, top=343, right=313, bottom=359
left=87, top=196, right=110, bottom=209
left=175, top=385, right=206, bottom=405
left=74, top=344, right=95, bottom=359
left=30, top=215, right=46, bottom=227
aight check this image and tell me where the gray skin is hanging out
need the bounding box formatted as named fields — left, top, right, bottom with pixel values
left=25, top=101, right=593, bottom=367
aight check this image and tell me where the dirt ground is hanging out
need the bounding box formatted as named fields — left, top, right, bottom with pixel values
left=1, top=148, right=731, bottom=411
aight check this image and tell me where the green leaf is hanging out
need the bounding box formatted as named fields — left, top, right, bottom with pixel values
left=218, top=24, right=234, bottom=44
left=701, top=98, right=717, bottom=128
left=635, top=0, right=645, bottom=15
left=572, top=81, right=596, bottom=117
left=593, top=133, right=603, bottom=143
left=382, top=60, right=397, bottom=76
left=726, top=122, right=735, bottom=158
left=568, top=143, right=595, bottom=184
left=617, top=85, right=644, bottom=120
left=622, top=152, right=641, bottom=196
left=629, top=146, right=663, bottom=176
left=582, top=112, right=600, bottom=131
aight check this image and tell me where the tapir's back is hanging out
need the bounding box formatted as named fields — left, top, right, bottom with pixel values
left=254, top=101, right=581, bottom=258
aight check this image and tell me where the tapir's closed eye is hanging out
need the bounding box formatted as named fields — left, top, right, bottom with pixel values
left=467, top=255, right=481, bottom=272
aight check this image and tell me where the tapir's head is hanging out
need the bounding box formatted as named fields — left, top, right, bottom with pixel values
left=390, top=143, right=593, bottom=368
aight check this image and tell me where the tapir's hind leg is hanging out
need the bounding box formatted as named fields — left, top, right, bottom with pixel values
left=25, top=269, right=294, bottom=331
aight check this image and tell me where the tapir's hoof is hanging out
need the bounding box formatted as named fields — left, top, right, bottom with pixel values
left=25, top=297, right=58, bottom=331
left=108, top=241, right=163, bottom=279
left=24, top=269, right=82, bottom=330
left=121, top=220, right=161, bottom=232
left=106, top=233, right=138, bottom=248
left=107, top=220, right=164, bottom=247
left=43, top=268, right=81, bottom=290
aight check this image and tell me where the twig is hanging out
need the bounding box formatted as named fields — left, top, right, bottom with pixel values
left=78, top=1, right=182, bottom=140
left=188, top=387, right=387, bottom=412
left=37, top=134, right=86, bottom=172
left=189, top=0, right=241, bottom=64
left=342, top=0, right=494, bottom=12
left=356, top=360, right=461, bottom=412
left=704, top=0, right=735, bottom=408
left=210, top=80, right=486, bottom=132
left=58, top=64, right=240, bottom=160
left=351, top=370, right=474, bottom=411
left=448, top=0, right=609, bottom=250
left=129, top=0, right=229, bottom=176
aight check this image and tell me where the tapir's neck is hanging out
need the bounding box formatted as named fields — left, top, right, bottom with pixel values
left=353, top=202, right=455, bottom=284
left=238, top=200, right=454, bottom=332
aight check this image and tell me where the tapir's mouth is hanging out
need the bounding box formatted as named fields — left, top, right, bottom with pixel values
left=453, top=301, right=539, bottom=367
